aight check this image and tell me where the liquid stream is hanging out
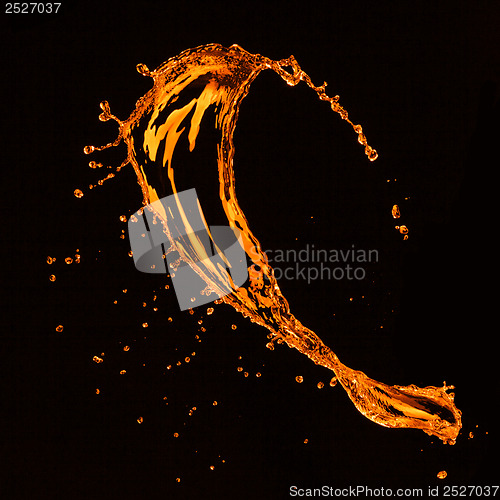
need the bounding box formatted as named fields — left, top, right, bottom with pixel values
left=85, top=43, right=461, bottom=444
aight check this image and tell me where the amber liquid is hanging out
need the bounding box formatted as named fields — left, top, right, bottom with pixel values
left=85, top=43, right=461, bottom=444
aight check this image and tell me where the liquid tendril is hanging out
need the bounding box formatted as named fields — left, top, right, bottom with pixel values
left=86, top=43, right=461, bottom=444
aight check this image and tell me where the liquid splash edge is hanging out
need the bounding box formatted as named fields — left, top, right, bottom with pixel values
left=84, top=43, right=462, bottom=444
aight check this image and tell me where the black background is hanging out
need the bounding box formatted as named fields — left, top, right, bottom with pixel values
left=4, top=1, right=499, bottom=499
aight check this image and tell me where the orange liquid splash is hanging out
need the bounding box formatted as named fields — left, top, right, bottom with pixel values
left=85, top=43, right=461, bottom=444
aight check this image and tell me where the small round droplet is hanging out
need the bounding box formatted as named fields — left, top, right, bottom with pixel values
left=317, top=382, right=324, bottom=389
left=231, top=324, right=237, bottom=330
left=329, top=377, right=338, bottom=387
left=46, top=256, right=55, bottom=264
left=207, top=307, right=214, bottom=315
left=123, top=346, right=130, bottom=352
left=49, top=274, right=56, bottom=282
left=74, top=189, right=84, bottom=198
left=437, top=470, right=447, bottom=479
left=55, top=325, right=64, bottom=333
left=65, top=257, right=73, bottom=264
left=119, top=369, right=126, bottom=375
left=142, top=322, right=148, bottom=328
left=83, top=145, right=95, bottom=155
left=392, top=204, right=401, bottom=219
left=295, top=376, right=304, bottom=383
left=136, top=63, right=151, bottom=76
